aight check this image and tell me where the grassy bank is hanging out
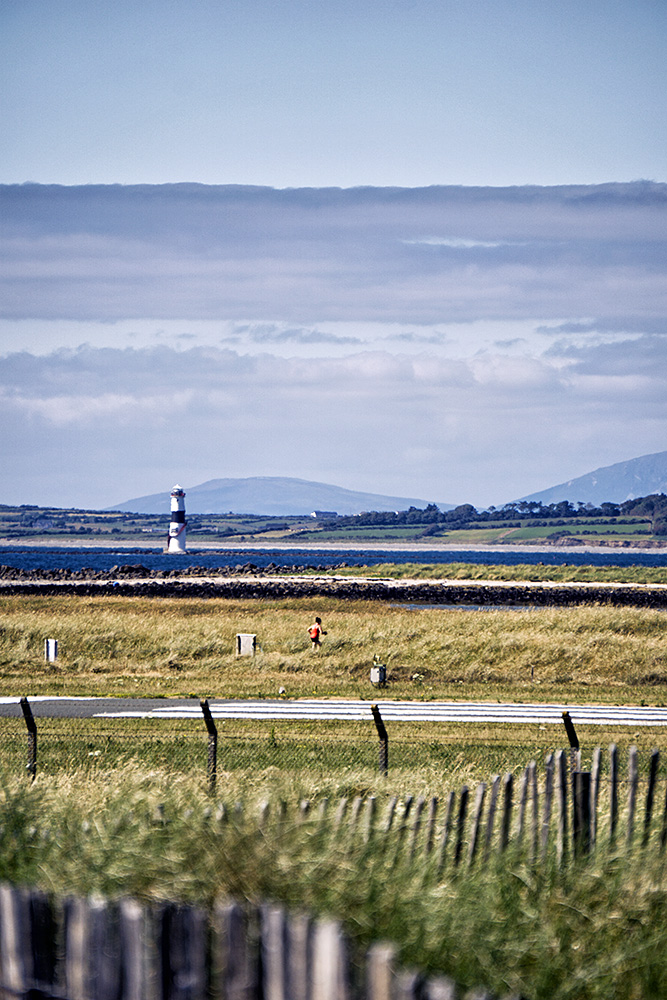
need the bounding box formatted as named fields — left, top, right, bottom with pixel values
left=334, top=561, right=667, bottom=584
left=2, top=593, right=667, bottom=703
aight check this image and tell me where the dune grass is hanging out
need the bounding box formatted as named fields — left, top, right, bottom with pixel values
left=2, top=593, right=667, bottom=704
left=2, top=763, right=667, bottom=1000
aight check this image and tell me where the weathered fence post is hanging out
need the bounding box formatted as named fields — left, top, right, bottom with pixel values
left=363, top=796, right=377, bottom=844
left=540, top=754, right=554, bottom=860
left=500, top=772, right=513, bottom=852
left=366, top=942, right=396, bottom=1000
left=211, top=899, right=261, bottom=1000
left=643, top=749, right=659, bottom=847
left=627, top=745, right=638, bottom=847
left=436, top=791, right=455, bottom=875
left=311, top=919, right=350, bottom=1000
left=261, top=905, right=288, bottom=1000
left=118, top=898, right=148, bottom=1000
left=19, top=697, right=37, bottom=781
left=408, top=796, right=425, bottom=859
left=590, top=747, right=601, bottom=850
left=392, top=797, right=414, bottom=863
left=371, top=704, right=388, bottom=776
left=382, top=797, right=397, bottom=837
left=573, top=770, right=591, bottom=857
left=529, top=760, right=539, bottom=862
left=453, top=786, right=469, bottom=867
left=200, top=699, right=218, bottom=794
left=609, top=744, right=619, bottom=846
left=0, top=884, right=33, bottom=996
left=423, top=796, right=438, bottom=857
left=468, top=783, right=486, bottom=867
left=555, top=750, right=568, bottom=864
left=483, top=775, right=500, bottom=862
left=516, top=765, right=529, bottom=847
left=159, top=901, right=209, bottom=1000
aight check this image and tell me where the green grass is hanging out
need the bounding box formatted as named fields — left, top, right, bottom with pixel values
left=4, top=715, right=663, bottom=785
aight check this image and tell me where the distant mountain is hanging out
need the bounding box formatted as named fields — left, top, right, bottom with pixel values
left=519, top=451, right=667, bottom=506
left=110, top=476, right=449, bottom=516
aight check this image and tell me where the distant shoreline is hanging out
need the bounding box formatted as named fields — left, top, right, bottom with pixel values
left=1, top=537, right=665, bottom=556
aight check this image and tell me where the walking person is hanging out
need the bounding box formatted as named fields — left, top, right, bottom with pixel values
left=308, top=616, right=327, bottom=651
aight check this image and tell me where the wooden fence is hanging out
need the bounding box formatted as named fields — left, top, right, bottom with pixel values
left=269, top=744, right=667, bottom=867
left=0, top=887, right=499, bottom=1000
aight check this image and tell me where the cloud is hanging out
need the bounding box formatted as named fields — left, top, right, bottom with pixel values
left=1, top=182, right=665, bottom=327
left=402, top=237, right=529, bottom=248
left=1, top=182, right=666, bottom=509
left=227, top=323, right=362, bottom=346
left=3, top=340, right=667, bottom=509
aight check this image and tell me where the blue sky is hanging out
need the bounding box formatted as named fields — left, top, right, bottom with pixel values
left=2, top=0, right=665, bottom=189
left=1, top=1, right=666, bottom=509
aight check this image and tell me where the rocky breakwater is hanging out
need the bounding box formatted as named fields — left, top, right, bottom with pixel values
left=2, top=564, right=667, bottom=607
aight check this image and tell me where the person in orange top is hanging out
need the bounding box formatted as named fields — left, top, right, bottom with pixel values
left=308, top=616, right=327, bottom=650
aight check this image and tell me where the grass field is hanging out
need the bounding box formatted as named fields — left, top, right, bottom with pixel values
left=2, top=592, right=667, bottom=703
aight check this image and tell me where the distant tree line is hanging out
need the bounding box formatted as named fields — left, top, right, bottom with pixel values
left=325, top=494, right=667, bottom=535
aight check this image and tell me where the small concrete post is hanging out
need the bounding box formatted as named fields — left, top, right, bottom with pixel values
left=236, top=634, right=257, bottom=657
left=44, top=639, right=58, bottom=663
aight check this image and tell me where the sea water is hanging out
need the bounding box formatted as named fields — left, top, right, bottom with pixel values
left=1, top=545, right=666, bottom=573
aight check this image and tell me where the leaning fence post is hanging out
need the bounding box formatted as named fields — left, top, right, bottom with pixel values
left=20, top=697, right=37, bottom=782
left=562, top=711, right=579, bottom=775
left=643, top=749, right=659, bottom=847
left=371, top=704, right=388, bottom=776
left=200, top=699, right=218, bottom=794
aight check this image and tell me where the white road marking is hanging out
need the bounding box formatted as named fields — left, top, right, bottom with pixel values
left=93, top=699, right=667, bottom=726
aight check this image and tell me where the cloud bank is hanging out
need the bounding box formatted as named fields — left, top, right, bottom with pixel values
left=1, top=183, right=666, bottom=508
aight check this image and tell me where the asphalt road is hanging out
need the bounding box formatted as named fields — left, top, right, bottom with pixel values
left=1, top=696, right=667, bottom=726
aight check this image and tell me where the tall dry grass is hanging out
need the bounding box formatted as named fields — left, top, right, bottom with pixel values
left=2, top=594, right=667, bottom=702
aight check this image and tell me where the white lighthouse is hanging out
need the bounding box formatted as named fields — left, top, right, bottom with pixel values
left=167, top=484, right=187, bottom=553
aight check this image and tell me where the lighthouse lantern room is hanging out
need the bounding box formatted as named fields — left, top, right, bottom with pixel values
left=167, top=484, right=187, bottom=553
